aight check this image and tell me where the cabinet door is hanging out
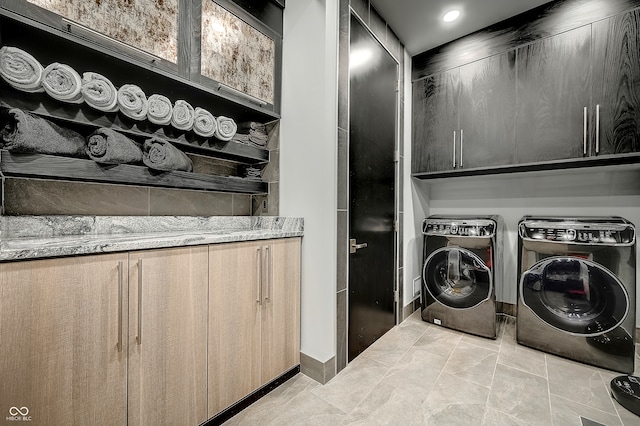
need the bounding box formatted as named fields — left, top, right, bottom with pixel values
left=0, top=254, right=127, bottom=426
left=459, top=51, right=517, bottom=168
left=208, top=241, right=262, bottom=416
left=412, top=68, right=460, bottom=173
left=261, top=238, right=301, bottom=384
left=516, top=25, right=592, bottom=163
left=128, top=246, right=208, bottom=426
left=592, top=9, right=640, bottom=155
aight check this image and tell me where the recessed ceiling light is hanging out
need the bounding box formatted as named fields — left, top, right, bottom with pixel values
left=443, top=10, right=460, bottom=23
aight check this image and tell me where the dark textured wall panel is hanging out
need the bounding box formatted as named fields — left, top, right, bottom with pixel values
left=148, top=187, right=234, bottom=215
left=3, top=178, right=150, bottom=216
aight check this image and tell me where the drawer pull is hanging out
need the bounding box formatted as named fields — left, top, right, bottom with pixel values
left=137, top=258, right=142, bottom=345
left=117, top=261, right=123, bottom=352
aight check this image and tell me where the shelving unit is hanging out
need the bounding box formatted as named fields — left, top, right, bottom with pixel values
left=0, top=150, right=268, bottom=194
left=0, top=4, right=278, bottom=198
left=0, top=90, right=269, bottom=164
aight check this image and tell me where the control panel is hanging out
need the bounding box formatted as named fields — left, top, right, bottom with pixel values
left=423, top=220, right=495, bottom=237
left=519, top=222, right=635, bottom=245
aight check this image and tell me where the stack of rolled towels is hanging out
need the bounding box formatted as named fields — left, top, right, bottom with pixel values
left=232, top=121, right=268, bottom=147
left=0, top=106, right=193, bottom=173
left=0, top=45, right=241, bottom=143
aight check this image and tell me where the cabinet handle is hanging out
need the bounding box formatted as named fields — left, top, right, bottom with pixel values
left=256, top=247, right=262, bottom=304
left=595, top=104, right=600, bottom=154
left=265, top=246, right=271, bottom=301
left=452, top=131, right=457, bottom=168
left=137, top=258, right=143, bottom=345
left=583, top=107, right=588, bottom=155
left=117, top=261, right=123, bottom=352
left=460, top=129, right=464, bottom=168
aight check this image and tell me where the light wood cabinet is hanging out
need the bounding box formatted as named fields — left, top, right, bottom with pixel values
left=0, top=246, right=208, bottom=426
left=127, top=246, right=208, bottom=426
left=208, top=237, right=301, bottom=417
left=0, top=253, right=128, bottom=426
left=0, top=237, right=300, bottom=424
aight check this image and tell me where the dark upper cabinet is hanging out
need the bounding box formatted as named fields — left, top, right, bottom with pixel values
left=412, top=51, right=516, bottom=174
left=459, top=51, right=517, bottom=169
left=412, top=68, right=459, bottom=173
left=515, top=25, right=592, bottom=164
left=592, top=9, right=640, bottom=155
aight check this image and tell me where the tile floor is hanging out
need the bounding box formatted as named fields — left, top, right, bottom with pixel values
left=224, top=312, right=640, bottom=425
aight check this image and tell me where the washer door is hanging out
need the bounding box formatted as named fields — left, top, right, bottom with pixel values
left=520, top=257, right=629, bottom=336
left=423, top=247, right=492, bottom=309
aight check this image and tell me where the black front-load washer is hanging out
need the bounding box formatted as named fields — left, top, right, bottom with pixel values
left=517, top=216, right=636, bottom=373
left=421, top=215, right=503, bottom=339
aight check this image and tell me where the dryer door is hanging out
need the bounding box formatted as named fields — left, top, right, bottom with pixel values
left=520, top=257, right=629, bottom=336
left=423, top=247, right=492, bottom=309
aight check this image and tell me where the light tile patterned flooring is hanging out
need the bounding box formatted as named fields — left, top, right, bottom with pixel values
left=224, top=312, right=640, bottom=425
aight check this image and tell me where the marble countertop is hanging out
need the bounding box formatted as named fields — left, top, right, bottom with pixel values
left=0, top=216, right=303, bottom=261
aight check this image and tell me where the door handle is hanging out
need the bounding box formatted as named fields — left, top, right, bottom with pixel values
left=350, top=239, right=368, bottom=254
left=452, top=130, right=457, bottom=168
left=595, top=104, right=600, bottom=154
left=117, top=261, right=123, bottom=352
left=137, top=258, right=143, bottom=345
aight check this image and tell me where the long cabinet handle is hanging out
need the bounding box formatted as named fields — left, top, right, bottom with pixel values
left=117, top=261, right=123, bottom=352
left=265, top=246, right=271, bottom=301
left=452, top=131, right=457, bottom=168
left=583, top=107, right=588, bottom=155
left=256, top=247, right=262, bottom=304
left=460, top=129, right=464, bottom=168
left=595, top=104, right=600, bottom=154
left=137, top=258, right=143, bottom=345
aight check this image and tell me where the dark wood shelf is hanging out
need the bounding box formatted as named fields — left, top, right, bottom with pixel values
left=412, top=153, right=640, bottom=180
left=0, top=90, right=269, bottom=164
left=0, top=150, right=268, bottom=194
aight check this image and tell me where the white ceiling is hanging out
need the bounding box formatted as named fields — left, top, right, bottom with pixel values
left=369, top=0, right=553, bottom=55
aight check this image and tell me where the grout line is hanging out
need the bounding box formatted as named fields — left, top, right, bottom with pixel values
left=544, top=354, right=553, bottom=423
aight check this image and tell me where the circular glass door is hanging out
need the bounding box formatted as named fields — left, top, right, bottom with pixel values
left=520, top=257, right=629, bottom=336
left=423, top=247, right=492, bottom=309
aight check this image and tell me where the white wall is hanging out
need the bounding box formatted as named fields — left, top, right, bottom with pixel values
left=280, top=0, right=339, bottom=363
left=405, top=164, right=640, bottom=317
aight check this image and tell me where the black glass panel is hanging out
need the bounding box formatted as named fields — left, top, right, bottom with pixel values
left=521, top=257, right=629, bottom=335
left=423, top=248, right=491, bottom=309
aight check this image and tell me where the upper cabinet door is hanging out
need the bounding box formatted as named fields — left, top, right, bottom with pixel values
left=516, top=25, right=592, bottom=163
left=458, top=51, right=517, bottom=169
left=412, top=68, right=460, bottom=173
left=592, top=9, right=640, bottom=156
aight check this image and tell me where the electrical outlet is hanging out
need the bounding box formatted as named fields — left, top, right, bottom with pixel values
left=262, top=199, right=268, bottom=210
left=413, top=276, right=421, bottom=297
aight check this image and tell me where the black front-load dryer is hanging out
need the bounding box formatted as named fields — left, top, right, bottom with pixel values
left=517, top=216, right=636, bottom=373
left=421, top=215, right=503, bottom=339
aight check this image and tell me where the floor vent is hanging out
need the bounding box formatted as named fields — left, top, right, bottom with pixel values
left=580, top=417, right=606, bottom=426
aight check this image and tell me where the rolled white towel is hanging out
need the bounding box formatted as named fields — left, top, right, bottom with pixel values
left=0, top=46, right=44, bottom=93
left=215, top=115, right=237, bottom=141
left=42, top=62, right=83, bottom=104
left=81, top=72, right=118, bottom=112
left=193, top=107, right=217, bottom=138
left=147, top=94, right=173, bottom=126
left=171, top=99, right=194, bottom=131
left=117, top=84, right=148, bottom=121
